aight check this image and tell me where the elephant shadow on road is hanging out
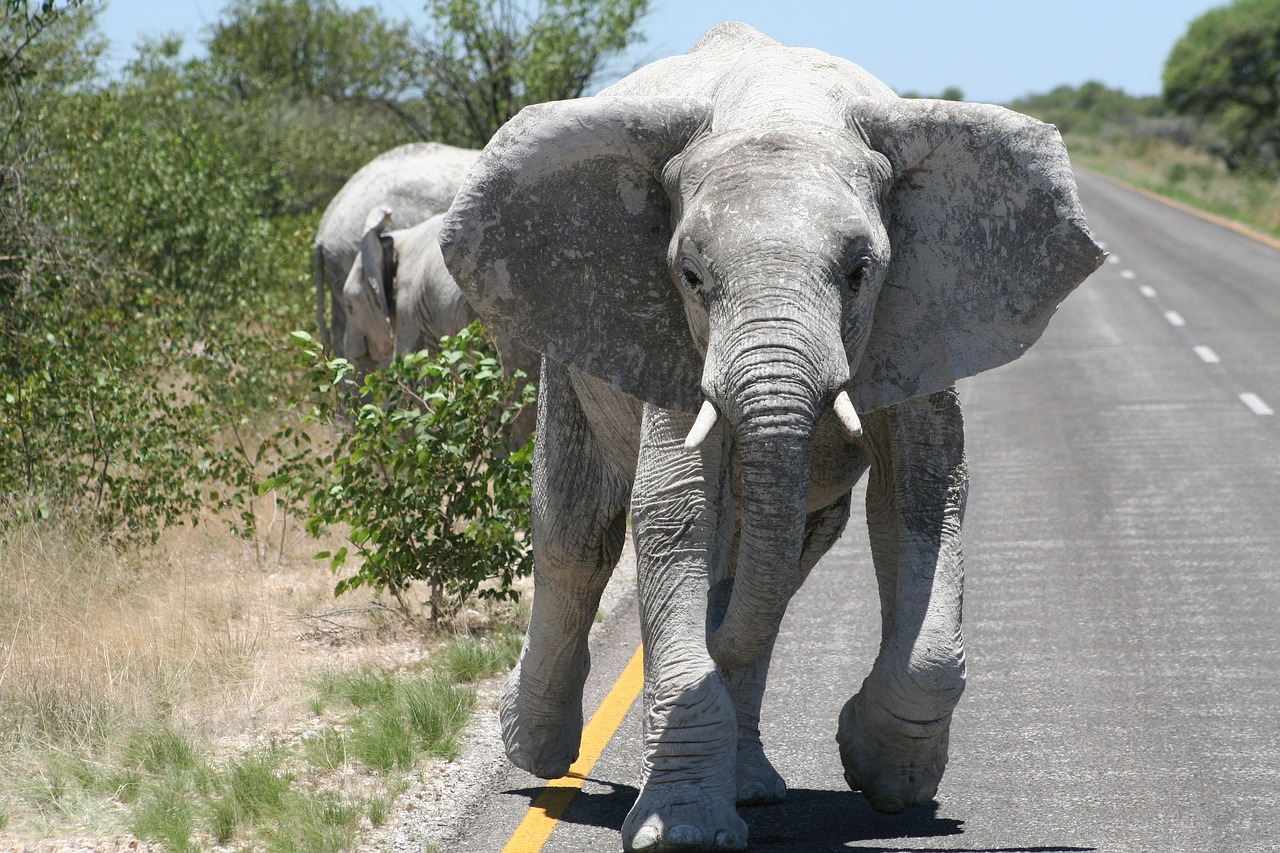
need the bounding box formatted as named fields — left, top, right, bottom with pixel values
left=504, top=780, right=1097, bottom=851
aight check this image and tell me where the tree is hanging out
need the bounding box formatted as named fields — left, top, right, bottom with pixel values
left=1163, top=0, right=1280, bottom=173
left=2, top=1, right=100, bottom=299
left=140, top=0, right=424, bottom=215
left=421, top=0, right=648, bottom=147
left=207, top=0, right=417, bottom=102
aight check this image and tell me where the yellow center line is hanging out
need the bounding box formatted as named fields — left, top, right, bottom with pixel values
left=501, top=643, right=645, bottom=853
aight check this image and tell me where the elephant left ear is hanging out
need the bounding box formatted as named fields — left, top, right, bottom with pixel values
left=359, top=205, right=396, bottom=316
left=851, top=98, right=1106, bottom=411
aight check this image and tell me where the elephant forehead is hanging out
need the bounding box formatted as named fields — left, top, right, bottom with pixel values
left=676, top=132, right=886, bottom=227
left=679, top=168, right=885, bottom=264
left=676, top=127, right=880, bottom=186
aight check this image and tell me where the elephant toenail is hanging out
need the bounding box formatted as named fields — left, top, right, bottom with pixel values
left=715, top=828, right=747, bottom=850
left=629, top=825, right=660, bottom=851
left=869, top=793, right=906, bottom=814
left=668, top=824, right=704, bottom=846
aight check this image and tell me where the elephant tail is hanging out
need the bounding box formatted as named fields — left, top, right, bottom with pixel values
left=314, top=243, right=330, bottom=352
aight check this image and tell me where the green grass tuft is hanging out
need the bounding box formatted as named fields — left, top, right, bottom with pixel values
left=438, top=632, right=522, bottom=683
left=401, top=676, right=475, bottom=760
left=301, top=728, right=349, bottom=774
left=122, top=727, right=200, bottom=776
left=349, top=703, right=417, bottom=772
left=131, top=778, right=196, bottom=852
left=262, top=789, right=360, bottom=853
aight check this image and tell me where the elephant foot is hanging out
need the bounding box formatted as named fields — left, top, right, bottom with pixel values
left=499, top=659, right=586, bottom=779
left=623, top=783, right=747, bottom=852
left=735, top=740, right=787, bottom=806
left=624, top=672, right=745, bottom=851
left=836, top=690, right=951, bottom=813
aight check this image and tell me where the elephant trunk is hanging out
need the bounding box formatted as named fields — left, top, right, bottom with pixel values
left=703, top=313, right=846, bottom=671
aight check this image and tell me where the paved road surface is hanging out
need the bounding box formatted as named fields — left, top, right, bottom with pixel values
left=453, top=170, right=1280, bottom=852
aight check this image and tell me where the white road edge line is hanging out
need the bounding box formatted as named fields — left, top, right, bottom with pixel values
left=1240, top=393, right=1275, bottom=416
left=1193, top=345, right=1221, bottom=364
left=1139, top=285, right=1157, bottom=298
left=1165, top=311, right=1187, bottom=327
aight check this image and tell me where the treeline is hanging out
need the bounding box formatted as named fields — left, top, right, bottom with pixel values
left=0, top=0, right=646, bottom=544
left=1010, top=0, right=1280, bottom=180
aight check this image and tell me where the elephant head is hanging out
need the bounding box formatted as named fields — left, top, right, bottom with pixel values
left=341, top=206, right=398, bottom=371
left=440, top=95, right=1103, bottom=670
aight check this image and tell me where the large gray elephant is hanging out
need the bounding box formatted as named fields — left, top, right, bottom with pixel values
left=441, top=22, right=1104, bottom=853
left=313, top=142, right=479, bottom=356
left=341, top=206, right=540, bottom=440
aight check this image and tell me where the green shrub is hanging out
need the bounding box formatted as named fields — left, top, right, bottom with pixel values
left=300, top=323, right=536, bottom=624
left=0, top=292, right=213, bottom=543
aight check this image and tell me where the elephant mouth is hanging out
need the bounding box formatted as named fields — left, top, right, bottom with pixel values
left=683, top=391, right=861, bottom=451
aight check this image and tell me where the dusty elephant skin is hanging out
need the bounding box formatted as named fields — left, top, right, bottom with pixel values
left=441, top=21, right=1104, bottom=853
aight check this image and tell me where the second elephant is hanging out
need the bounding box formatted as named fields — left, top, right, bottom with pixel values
left=314, top=142, right=480, bottom=358
left=341, top=208, right=539, bottom=439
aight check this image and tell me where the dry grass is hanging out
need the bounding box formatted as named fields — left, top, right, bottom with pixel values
left=0, top=505, right=484, bottom=843
left=1068, top=134, right=1280, bottom=237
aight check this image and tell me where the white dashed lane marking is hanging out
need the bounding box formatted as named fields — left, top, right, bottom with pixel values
left=1139, top=285, right=1157, bottom=298
left=1240, top=393, right=1275, bottom=416
left=1164, top=311, right=1186, bottom=327
left=1120, top=269, right=1137, bottom=280
left=1194, top=345, right=1221, bottom=364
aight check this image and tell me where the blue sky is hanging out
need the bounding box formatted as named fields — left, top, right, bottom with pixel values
left=96, top=0, right=1226, bottom=104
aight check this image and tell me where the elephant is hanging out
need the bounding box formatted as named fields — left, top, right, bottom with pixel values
left=340, top=206, right=540, bottom=441
left=314, top=142, right=479, bottom=357
left=440, top=22, right=1104, bottom=853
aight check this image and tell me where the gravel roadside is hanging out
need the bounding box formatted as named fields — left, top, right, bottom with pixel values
left=355, top=538, right=637, bottom=853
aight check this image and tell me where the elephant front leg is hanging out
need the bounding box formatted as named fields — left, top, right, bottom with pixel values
left=501, top=361, right=632, bottom=779
left=838, top=386, right=968, bottom=813
left=623, top=405, right=747, bottom=853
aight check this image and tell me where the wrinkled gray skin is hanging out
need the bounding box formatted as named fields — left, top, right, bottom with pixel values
left=441, top=22, right=1104, bottom=853
left=314, top=142, right=479, bottom=358
left=341, top=208, right=540, bottom=441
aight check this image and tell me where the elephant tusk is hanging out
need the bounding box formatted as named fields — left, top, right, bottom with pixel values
left=833, top=390, right=862, bottom=439
left=684, top=400, right=720, bottom=451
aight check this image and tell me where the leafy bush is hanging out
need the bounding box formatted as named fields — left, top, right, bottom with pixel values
left=0, top=290, right=214, bottom=542
left=300, top=323, right=535, bottom=624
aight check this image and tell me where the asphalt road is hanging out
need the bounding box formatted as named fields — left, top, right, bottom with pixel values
left=453, top=170, right=1280, bottom=852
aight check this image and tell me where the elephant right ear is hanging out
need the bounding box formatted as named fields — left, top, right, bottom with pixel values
left=440, top=96, right=712, bottom=413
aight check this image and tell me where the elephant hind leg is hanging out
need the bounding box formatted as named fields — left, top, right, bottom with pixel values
left=501, top=359, right=635, bottom=779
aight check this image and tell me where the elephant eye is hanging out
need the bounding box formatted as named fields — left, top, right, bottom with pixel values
left=845, top=254, right=873, bottom=292
left=680, top=258, right=707, bottom=294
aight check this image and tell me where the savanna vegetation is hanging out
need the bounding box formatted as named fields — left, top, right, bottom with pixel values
left=1, top=0, right=643, bottom=847
left=1, top=0, right=1275, bottom=847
